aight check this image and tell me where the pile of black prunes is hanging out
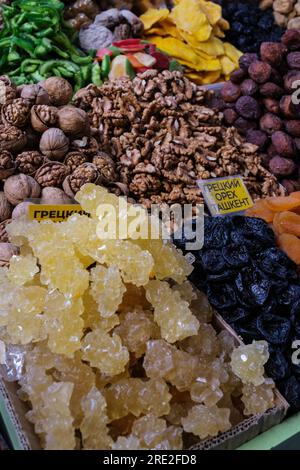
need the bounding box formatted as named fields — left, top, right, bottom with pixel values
left=175, top=215, right=300, bottom=411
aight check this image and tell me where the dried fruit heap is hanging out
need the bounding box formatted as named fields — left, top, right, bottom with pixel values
left=0, top=184, right=276, bottom=449
left=216, top=0, right=284, bottom=53
left=175, top=215, right=300, bottom=411
left=246, top=192, right=300, bottom=265
left=75, top=69, right=282, bottom=207
left=140, top=0, right=242, bottom=84
left=220, top=29, right=300, bottom=194
left=262, top=0, right=300, bottom=29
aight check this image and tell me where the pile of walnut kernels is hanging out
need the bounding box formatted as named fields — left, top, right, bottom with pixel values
left=0, top=71, right=283, bottom=256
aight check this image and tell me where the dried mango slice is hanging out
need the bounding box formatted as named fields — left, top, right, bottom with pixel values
left=140, top=8, right=169, bottom=31
left=291, top=191, right=300, bottom=200
left=217, top=18, right=230, bottom=31
left=179, top=31, right=224, bottom=57
left=170, top=0, right=212, bottom=42
left=146, top=36, right=210, bottom=70
left=245, top=199, right=275, bottom=223
left=272, top=211, right=300, bottom=237
left=198, top=0, right=222, bottom=26
left=265, top=196, right=300, bottom=211
left=224, top=42, right=242, bottom=65
left=212, top=24, right=226, bottom=38
left=160, top=18, right=182, bottom=40
left=186, top=70, right=221, bottom=84
left=220, top=56, right=236, bottom=75
left=278, top=233, right=300, bottom=265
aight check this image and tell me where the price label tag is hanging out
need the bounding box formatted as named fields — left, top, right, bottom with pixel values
left=197, top=175, right=253, bottom=216
left=28, top=204, right=89, bottom=222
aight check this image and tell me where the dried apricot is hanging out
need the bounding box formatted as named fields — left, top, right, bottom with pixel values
left=272, top=211, right=300, bottom=237
left=265, top=196, right=300, bottom=212
left=245, top=199, right=274, bottom=223
left=278, top=233, right=300, bottom=265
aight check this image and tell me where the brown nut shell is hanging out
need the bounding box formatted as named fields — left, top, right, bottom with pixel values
left=0, top=192, right=13, bottom=222
left=39, top=128, right=69, bottom=161
left=31, top=105, right=58, bottom=133
left=2, top=98, right=30, bottom=127
left=0, top=125, right=27, bottom=153
left=0, top=150, right=16, bottom=179
left=57, top=105, right=90, bottom=137
left=64, top=152, right=87, bottom=173
left=35, top=161, right=70, bottom=188
left=40, top=77, right=73, bottom=106
left=0, top=242, right=19, bottom=267
left=21, top=84, right=49, bottom=106
left=12, top=201, right=33, bottom=219
left=63, top=163, right=101, bottom=197
left=4, top=174, right=41, bottom=206
left=40, top=187, right=74, bottom=204
left=15, top=151, right=44, bottom=176
left=0, top=219, right=11, bottom=243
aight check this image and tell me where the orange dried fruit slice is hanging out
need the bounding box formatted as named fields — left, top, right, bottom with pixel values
left=278, top=233, right=300, bottom=264
left=290, top=191, right=300, bottom=200
left=273, top=211, right=300, bottom=237
left=265, top=196, right=300, bottom=212
left=245, top=199, right=274, bottom=223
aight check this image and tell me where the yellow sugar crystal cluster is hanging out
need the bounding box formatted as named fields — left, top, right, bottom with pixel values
left=140, top=0, right=242, bottom=84
left=0, top=184, right=277, bottom=449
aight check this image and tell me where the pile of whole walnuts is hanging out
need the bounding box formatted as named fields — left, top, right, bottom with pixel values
left=220, top=29, right=300, bottom=193
left=0, top=70, right=283, bottom=263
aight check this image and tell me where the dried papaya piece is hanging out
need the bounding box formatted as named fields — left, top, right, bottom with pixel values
left=224, top=42, right=243, bottom=65
left=265, top=196, right=300, bottom=212
left=278, top=233, right=300, bottom=265
left=290, top=191, right=300, bottom=200
left=220, top=56, right=236, bottom=76
left=272, top=211, right=300, bottom=237
left=245, top=199, right=275, bottom=223
left=198, top=0, right=222, bottom=26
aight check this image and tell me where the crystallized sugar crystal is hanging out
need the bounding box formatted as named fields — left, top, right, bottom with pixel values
left=181, top=404, right=231, bottom=439
left=242, top=379, right=275, bottom=416
left=80, top=387, right=112, bottom=450
left=81, top=329, right=129, bottom=376
left=28, top=382, right=75, bottom=450
left=114, top=310, right=159, bottom=358
left=104, top=378, right=171, bottom=420
left=231, top=341, right=269, bottom=386
left=43, top=290, right=84, bottom=357
left=145, top=280, right=199, bottom=343
left=90, top=265, right=125, bottom=318
left=0, top=183, right=276, bottom=449
left=8, top=254, right=39, bottom=286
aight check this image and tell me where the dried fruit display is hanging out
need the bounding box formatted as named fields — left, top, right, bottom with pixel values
left=140, top=0, right=243, bottom=84
left=175, top=215, right=300, bottom=411
left=216, top=0, right=284, bottom=53
left=75, top=69, right=282, bottom=207
left=219, top=30, right=300, bottom=193
left=246, top=193, right=300, bottom=265
left=0, top=184, right=277, bottom=449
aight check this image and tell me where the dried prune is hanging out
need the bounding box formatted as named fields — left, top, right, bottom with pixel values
left=222, top=244, right=249, bottom=267
left=236, top=268, right=271, bottom=306
left=265, top=350, right=291, bottom=382
left=257, top=314, right=291, bottom=345
left=279, top=376, right=300, bottom=411
left=232, top=317, right=263, bottom=342
left=203, top=217, right=232, bottom=249
left=207, top=270, right=236, bottom=282
left=207, top=283, right=237, bottom=310
left=259, top=247, right=295, bottom=279
left=200, top=249, right=226, bottom=273
left=221, top=306, right=251, bottom=324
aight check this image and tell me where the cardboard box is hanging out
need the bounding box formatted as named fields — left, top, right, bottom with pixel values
left=0, top=310, right=289, bottom=451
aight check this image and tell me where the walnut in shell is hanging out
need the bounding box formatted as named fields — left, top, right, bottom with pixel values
left=15, top=151, right=44, bottom=175
left=63, top=162, right=100, bottom=197
left=0, top=125, right=27, bottom=153
left=35, top=161, right=70, bottom=188
left=0, top=242, right=19, bottom=267
left=4, top=174, right=41, bottom=206
left=2, top=98, right=30, bottom=127
left=12, top=201, right=33, bottom=219
left=21, top=84, right=49, bottom=106
left=0, top=191, right=13, bottom=222
left=40, top=77, right=73, bottom=106
left=40, top=187, right=74, bottom=205
left=0, top=150, right=16, bottom=180
left=72, top=84, right=101, bottom=110
left=0, top=77, right=17, bottom=105
left=31, top=105, right=58, bottom=133
left=64, top=152, right=87, bottom=173
left=0, top=219, right=11, bottom=243
left=57, top=105, right=90, bottom=137
left=39, top=128, right=69, bottom=161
